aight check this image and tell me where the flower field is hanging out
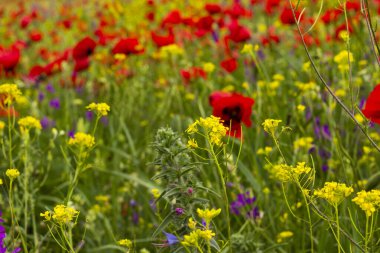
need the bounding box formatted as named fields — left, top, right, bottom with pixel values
left=1, top=0, right=380, bottom=252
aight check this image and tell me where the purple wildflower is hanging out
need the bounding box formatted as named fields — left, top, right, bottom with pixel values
left=230, top=191, right=259, bottom=219
left=49, top=98, right=60, bottom=109
left=85, top=111, right=94, bottom=121
left=163, top=232, right=179, bottom=245
left=46, top=83, right=55, bottom=93
left=175, top=208, right=184, bottom=215
left=0, top=211, right=21, bottom=253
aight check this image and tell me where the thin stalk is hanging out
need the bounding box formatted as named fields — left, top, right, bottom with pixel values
left=209, top=143, right=231, bottom=253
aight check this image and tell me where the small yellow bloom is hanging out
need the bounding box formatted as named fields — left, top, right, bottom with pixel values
left=197, top=208, right=221, bottom=225
left=294, top=137, right=313, bottom=150
left=68, top=132, right=95, bottom=148
left=40, top=211, right=52, bottom=221
left=297, top=104, right=305, bottom=112
left=51, top=204, right=79, bottom=225
left=181, top=230, right=199, bottom=247
left=86, top=102, right=110, bottom=116
left=188, top=217, right=197, bottom=230
left=202, top=62, right=215, bottom=73
left=18, top=116, right=42, bottom=134
left=0, top=83, right=22, bottom=107
left=151, top=188, right=160, bottom=199
left=277, top=231, right=293, bottom=243
left=118, top=238, right=132, bottom=248
left=241, top=44, right=253, bottom=54
left=6, top=168, right=20, bottom=180
left=314, top=182, right=353, bottom=206
left=352, top=190, right=380, bottom=217
left=187, top=138, right=198, bottom=149
left=198, top=229, right=215, bottom=241
left=262, top=119, right=282, bottom=136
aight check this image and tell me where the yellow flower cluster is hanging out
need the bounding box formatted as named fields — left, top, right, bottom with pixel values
left=202, top=62, right=215, bottom=73
left=68, top=132, right=95, bottom=148
left=257, top=146, right=272, bottom=156
left=277, top=231, right=294, bottom=243
left=0, top=121, right=5, bottom=133
left=187, top=138, right=198, bottom=149
left=186, top=116, right=228, bottom=146
left=6, top=168, right=20, bottom=180
left=267, top=162, right=312, bottom=183
left=262, top=119, right=282, bottom=136
left=197, top=208, right=221, bottom=226
left=188, top=217, right=197, bottom=230
left=352, top=190, right=380, bottom=217
left=314, top=182, right=353, bottom=206
left=333, top=50, right=354, bottom=71
left=0, top=83, right=22, bottom=106
left=182, top=229, right=216, bottom=247
left=151, top=188, right=160, bottom=199
left=159, top=44, right=184, bottom=58
left=118, top=238, right=132, bottom=248
left=18, top=116, right=42, bottom=134
left=86, top=102, right=110, bottom=116
left=294, top=137, right=313, bottom=150
left=41, top=204, right=79, bottom=225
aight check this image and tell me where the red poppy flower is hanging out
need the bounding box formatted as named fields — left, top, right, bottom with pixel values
left=0, top=48, right=20, bottom=74
left=220, top=58, right=238, bottom=73
left=161, top=10, right=182, bottom=27
left=226, top=20, right=251, bottom=43
left=362, top=84, right=380, bottom=124
left=205, top=3, right=222, bottom=14
left=180, top=67, right=206, bottom=84
left=72, top=37, right=97, bottom=60
left=209, top=91, right=255, bottom=138
left=151, top=29, right=175, bottom=47
left=74, top=57, right=90, bottom=72
left=112, top=38, right=144, bottom=55
left=280, top=7, right=301, bottom=25
left=29, top=30, right=43, bottom=42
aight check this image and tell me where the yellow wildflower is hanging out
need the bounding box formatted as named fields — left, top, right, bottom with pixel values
left=262, top=119, right=282, bottom=136
left=187, top=116, right=228, bottom=146
left=294, top=137, right=313, bottom=150
left=198, top=229, right=215, bottom=241
left=182, top=230, right=199, bottom=247
left=0, top=83, right=22, bottom=107
left=68, top=132, right=95, bottom=148
left=277, top=231, right=294, bottom=243
left=314, top=182, right=353, bottom=206
left=86, top=102, right=110, bottom=116
left=40, top=211, right=52, bottom=221
left=241, top=43, right=253, bottom=54
left=197, top=208, right=221, bottom=225
left=118, top=238, right=132, bottom=248
left=151, top=188, right=160, bottom=199
left=257, top=146, right=272, bottom=156
left=297, top=104, right=305, bottom=112
left=6, top=168, right=20, bottom=180
left=187, top=138, right=198, bottom=149
left=333, top=50, right=354, bottom=71
left=352, top=190, right=380, bottom=217
left=51, top=204, right=79, bottom=224
left=18, top=116, right=42, bottom=134
left=203, top=62, right=215, bottom=73
left=188, top=217, right=197, bottom=230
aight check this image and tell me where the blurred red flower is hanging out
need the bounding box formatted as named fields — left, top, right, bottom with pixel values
left=72, top=37, right=97, bottom=60
left=209, top=91, right=255, bottom=138
left=362, top=84, right=380, bottom=125
left=221, top=58, right=238, bottom=73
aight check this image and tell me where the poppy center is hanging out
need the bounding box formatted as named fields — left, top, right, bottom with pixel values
left=222, top=106, right=242, bottom=125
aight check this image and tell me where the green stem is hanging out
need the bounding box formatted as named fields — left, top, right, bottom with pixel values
left=209, top=143, right=231, bottom=253
left=364, top=215, right=369, bottom=252
left=335, top=205, right=341, bottom=253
